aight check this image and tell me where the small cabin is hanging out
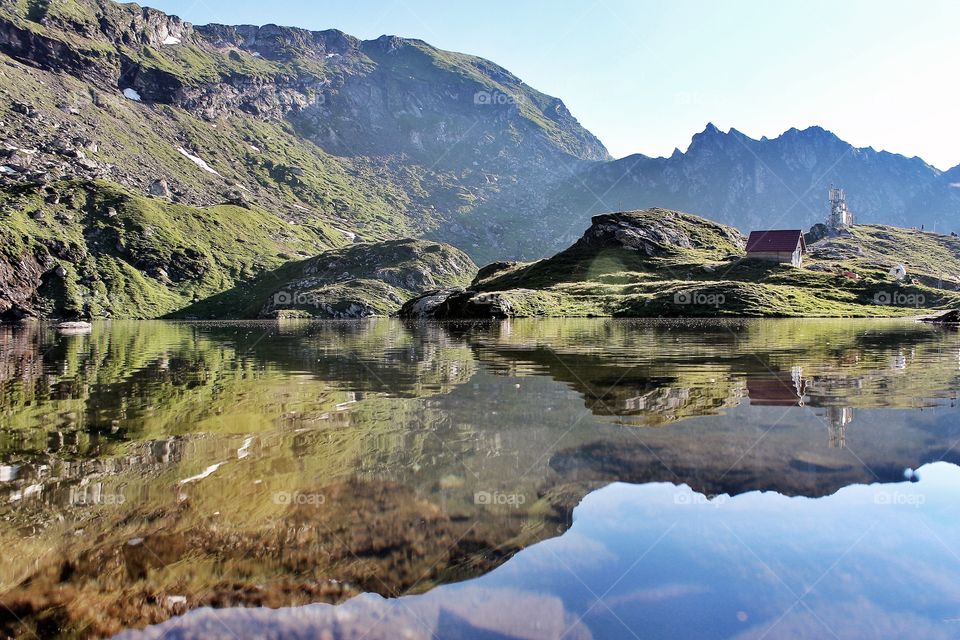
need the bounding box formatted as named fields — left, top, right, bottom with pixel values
left=745, top=230, right=807, bottom=267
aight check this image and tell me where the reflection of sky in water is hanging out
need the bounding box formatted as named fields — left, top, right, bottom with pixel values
left=124, top=462, right=960, bottom=640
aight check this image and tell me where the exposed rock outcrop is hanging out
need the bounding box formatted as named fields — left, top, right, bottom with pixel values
left=399, top=288, right=513, bottom=319
left=571, top=208, right=746, bottom=256
left=921, top=309, right=960, bottom=324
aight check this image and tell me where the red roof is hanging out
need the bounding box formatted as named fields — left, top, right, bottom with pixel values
left=746, top=230, right=806, bottom=253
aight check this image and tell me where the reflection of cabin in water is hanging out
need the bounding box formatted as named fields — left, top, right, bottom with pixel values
left=746, top=370, right=855, bottom=449
left=826, top=406, right=854, bottom=449
left=745, top=230, right=807, bottom=267
left=746, top=368, right=807, bottom=406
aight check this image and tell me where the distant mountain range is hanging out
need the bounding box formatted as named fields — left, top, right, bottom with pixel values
left=0, top=0, right=958, bottom=318
left=470, top=124, right=960, bottom=260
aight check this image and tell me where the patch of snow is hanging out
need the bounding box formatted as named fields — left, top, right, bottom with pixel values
left=178, top=462, right=224, bottom=485
left=249, top=144, right=261, bottom=153
left=162, top=35, right=181, bottom=45
left=251, top=52, right=262, bottom=58
left=0, top=166, right=15, bottom=175
left=335, top=228, right=357, bottom=240
left=127, top=537, right=144, bottom=546
left=0, top=465, right=19, bottom=482
left=325, top=53, right=339, bottom=58
left=165, top=595, right=187, bottom=607
left=122, top=88, right=142, bottom=101
left=237, top=437, right=254, bottom=460
left=176, top=147, right=222, bottom=177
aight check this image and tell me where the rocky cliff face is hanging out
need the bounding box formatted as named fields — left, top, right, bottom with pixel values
left=0, top=0, right=606, bottom=188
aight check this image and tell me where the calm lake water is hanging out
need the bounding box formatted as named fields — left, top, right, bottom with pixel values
left=1, top=318, right=959, bottom=639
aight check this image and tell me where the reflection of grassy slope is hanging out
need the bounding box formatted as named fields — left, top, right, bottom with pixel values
left=469, top=212, right=960, bottom=317
left=466, top=318, right=960, bottom=416
left=0, top=321, right=478, bottom=456
left=0, top=328, right=516, bottom=639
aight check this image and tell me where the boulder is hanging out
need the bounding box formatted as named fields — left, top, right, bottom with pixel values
left=149, top=179, right=172, bottom=198
left=806, top=223, right=830, bottom=245
left=572, top=209, right=745, bottom=257
left=921, top=309, right=960, bottom=324
left=399, top=288, right=512, bottom=319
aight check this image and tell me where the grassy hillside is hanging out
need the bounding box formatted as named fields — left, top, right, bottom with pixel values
left=405, top=209, right=960, bottom=318
left=0, top=180, right=339, bottom=318
left=178, top=239, right=478, bottom=319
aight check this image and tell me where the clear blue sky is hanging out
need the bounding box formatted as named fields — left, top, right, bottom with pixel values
left=132, top=0, right=960, bottom=170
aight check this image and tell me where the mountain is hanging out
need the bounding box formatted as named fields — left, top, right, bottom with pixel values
left=401, top=209, right=960, bottom=319
left=477, top=124, right=960, bottom=259
left=0, top=0, right=604, bottom=318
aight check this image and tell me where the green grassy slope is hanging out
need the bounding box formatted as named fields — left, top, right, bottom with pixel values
left=0, top=180, right=338, bottom=318
left=454, top=210, right=960, bottom=318
left=177, top=239, right=478, bottom=319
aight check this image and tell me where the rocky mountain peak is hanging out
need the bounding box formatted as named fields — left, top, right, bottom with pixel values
left=22, top=0, right=194, bottom=48
left=364, top=34, right=426, bottom=54
left=686, top=122, right=735, bottom=154
left=195, top=23, right=359, bottom=61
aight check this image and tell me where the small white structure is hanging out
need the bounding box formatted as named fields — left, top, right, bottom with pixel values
left=827, top=187, right=853, bottom=230
left=890, top=264, right=907, bottom=281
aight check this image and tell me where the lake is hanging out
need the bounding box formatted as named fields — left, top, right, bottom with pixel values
left=1, top=318, right=959, bottom=639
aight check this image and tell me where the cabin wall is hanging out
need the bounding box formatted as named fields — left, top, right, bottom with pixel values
left=747, top=251, right=795, bottom=263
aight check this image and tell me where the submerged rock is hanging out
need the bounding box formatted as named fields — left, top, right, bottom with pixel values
left=57, top=321, right=92, bottom=334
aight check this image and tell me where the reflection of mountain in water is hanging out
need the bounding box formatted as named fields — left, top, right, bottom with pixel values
left=119, top=462, right=960, bottom=640
left=1, top=318, right=960, bottom=637
left=467, top=319, right=960, bottom=432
